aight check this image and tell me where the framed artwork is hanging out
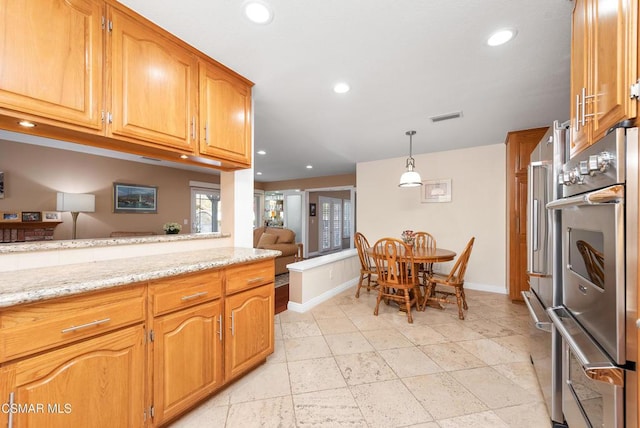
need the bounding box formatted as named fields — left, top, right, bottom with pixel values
left=0, top=211, right=20, bottom=222
left=21, top=211, right=42, bottom=222
left=113, top=183, right=158, bottom=213
left=309, top=203, right=316, bottom=217
left=0, top=171, right=4, bottom=199
left=42, top=211, right=62, bottom=222
left=421, top=179, right=452, bottom=203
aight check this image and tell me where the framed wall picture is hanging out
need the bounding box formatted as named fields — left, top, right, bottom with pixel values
left=21, top=211, right=42, bottom=222
left=42, top=211, right=62, bottom=222
left=309, top=203, right=316, bottom=216
left=0, top=171, right=4, bottom=199
left=113, top=183, right=158, bottom=213
left=0, top=211, right=20, bottom=222
left=421, top=179, right=452, bottom=203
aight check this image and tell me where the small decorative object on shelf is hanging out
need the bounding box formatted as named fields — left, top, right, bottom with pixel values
left=401, top=230, right=415, bottom=246
left=163, top=222, right=182, bottom=234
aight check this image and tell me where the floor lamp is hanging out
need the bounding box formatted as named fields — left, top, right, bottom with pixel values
left=56, top=192, right=96, bottom=239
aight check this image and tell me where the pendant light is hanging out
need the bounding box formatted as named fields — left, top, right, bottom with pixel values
left=398, top=130, right=423, bottom=187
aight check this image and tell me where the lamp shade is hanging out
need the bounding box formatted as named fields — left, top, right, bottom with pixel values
left=399, top=170, right=422, bottom=187
left=56, top=193, right=95, bottom=212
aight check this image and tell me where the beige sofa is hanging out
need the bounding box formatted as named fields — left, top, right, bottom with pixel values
left=253, top=227, right=300, bottom=275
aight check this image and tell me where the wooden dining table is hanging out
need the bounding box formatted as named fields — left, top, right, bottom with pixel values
left=366, top=245, right=456, bottom=310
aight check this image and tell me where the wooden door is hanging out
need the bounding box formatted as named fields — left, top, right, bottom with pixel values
left=152, top=300, right=223, bottom=426
left=506, top=128, right=548, bottom=302
left=570, top=0, right=591, bottom=157
left=224, top=284, right=274, bottom=381
left=108, top=6, right=197, bottom=152
left=198, top=62, right=252, bottom=166
left=0, top=0, right=103, bottom=130
left=0, top=325, right=145, bottom=428
left=590, top=0, right=637, bottom=143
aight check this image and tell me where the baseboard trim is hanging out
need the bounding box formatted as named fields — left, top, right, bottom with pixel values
left=287, top=277, right=358, bottom=313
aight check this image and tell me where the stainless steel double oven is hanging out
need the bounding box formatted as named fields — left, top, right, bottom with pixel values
left=547, top=127, right=638, bottom=427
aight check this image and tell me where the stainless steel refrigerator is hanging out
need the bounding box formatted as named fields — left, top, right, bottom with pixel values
left=522, top=120, right=567, bottom=427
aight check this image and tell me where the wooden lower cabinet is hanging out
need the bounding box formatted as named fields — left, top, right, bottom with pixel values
left=0, top=259, right=275, bottom=428
left=151, top=300, right=223, bottom=426
left=224, top=283, right=275, bottom=381
left=0, top=325, right=146, bottom=428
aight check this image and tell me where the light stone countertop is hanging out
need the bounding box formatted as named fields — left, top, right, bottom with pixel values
left=0, top=247, right=280, bottom=308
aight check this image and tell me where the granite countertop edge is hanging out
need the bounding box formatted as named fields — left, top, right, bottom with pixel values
left=0, top=232, right=231, bottom=254
left=0, top=247, right=281, bottom=308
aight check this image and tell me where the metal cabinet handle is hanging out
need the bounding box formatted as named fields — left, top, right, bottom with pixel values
left=7, top=391, right=14, bottom=428
left=247, top=277, right=264, bottom=284
left=61, top=317, right=111, bottom=334
left=230, top=311, right=235, bottom=336
left=205, top=121, right=210, bottom=144
left=218, top=314, right=222, bottom=341
left=575, top=93, right=581, bottom=132
left=191, top=117, right=196, bottom=140
left=180, top=291, right=208, bottom=301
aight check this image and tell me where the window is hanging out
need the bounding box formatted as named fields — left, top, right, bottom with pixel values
left=319, top=196, right=342, bottom=253
left=343, top=199, right=351, bottom=238
left=191, top=187, right=221, bottom=233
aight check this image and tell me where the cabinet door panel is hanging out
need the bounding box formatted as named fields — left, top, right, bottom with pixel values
left=153, top=300, right=223, bottom=425
left=109, top=6, right=197, bottom=151
left=0, top=325, right=145, bottom=428
left=590, top=0, right=637, bottom=142
left=570, top=0, right=591, bottom=157
left=0, top=0, right=103, bottom=129
left=225, top=284, right=274, bottom=380
left=199, top=63, right=252, bottom=166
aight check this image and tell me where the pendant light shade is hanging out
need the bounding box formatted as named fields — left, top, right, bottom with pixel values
left=399, top=130, right=423, bottom=187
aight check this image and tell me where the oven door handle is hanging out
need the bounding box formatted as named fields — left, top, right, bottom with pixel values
left=547, top=307, right=624, bottom=387
left=546, top=184, right=624, bottom=209
left=522, top=291, right=552, bottom=332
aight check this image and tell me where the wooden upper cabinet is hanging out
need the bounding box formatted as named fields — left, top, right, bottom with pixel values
left=570, top=0, right=638, bottom=158
left=570, top=0, right=591, bottom=155
left=0, top=0, right=103, bottom=130
left=108, top=5, right=198, bottom=153
left=199, top=61, right=253, bottom=167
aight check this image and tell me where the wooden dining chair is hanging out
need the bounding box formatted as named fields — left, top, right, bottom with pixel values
left=354, top=232, right=378, bottom=297
left=371, top=238, right=421, bottom=323
left=413, top=231, right=436, bottom=282
left=420, top=237, right=475, bottom=319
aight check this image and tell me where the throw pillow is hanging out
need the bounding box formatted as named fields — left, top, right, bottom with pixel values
left=257, top=233, right=278, bottom=248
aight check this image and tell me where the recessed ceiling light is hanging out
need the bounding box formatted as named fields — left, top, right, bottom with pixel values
left=18, top=120, right=36, bottom=128
left=244, top=1, right=273, bottom=24
left=256, top=171, right=263, bottom=175
left=306, top=165, right=313, bottom=169
left=487, top=28, right=517, bottom=46
left=257, top=150, right=266, bottom=155
left=333, top=82, right=350, bottom=94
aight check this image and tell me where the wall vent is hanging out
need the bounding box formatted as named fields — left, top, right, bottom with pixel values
left=429, top=111, right=463, bottom=123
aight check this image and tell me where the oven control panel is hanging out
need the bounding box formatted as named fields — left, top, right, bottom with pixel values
left=559, top=128, right=625, bottom=198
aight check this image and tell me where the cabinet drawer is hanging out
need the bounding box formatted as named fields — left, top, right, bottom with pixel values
left=225, top=260, right=274, bottom=295
left=0, top=285, right=145, bottom=363
left=150, top=269, right=222, bottom=316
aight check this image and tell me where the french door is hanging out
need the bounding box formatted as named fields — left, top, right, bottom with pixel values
left=318, top=197, right=342, bottom=253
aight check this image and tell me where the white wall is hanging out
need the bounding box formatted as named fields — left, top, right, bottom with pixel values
left=356, top=143, right=506, bottom=294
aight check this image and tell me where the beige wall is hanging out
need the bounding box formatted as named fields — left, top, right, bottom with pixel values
left=356, top=143, right=506, bottom=293
left=0, top=139, right=221, bottom=240
left=257, top=173, right=355, bottom=191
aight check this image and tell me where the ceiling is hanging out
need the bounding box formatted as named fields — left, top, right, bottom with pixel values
left=8, top=0, right=576, bottom=182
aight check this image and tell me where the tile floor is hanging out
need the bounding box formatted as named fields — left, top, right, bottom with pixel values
left=169, top=287, right=550, bottom=428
